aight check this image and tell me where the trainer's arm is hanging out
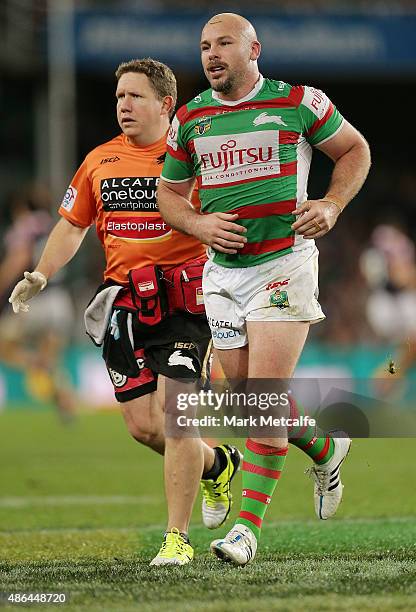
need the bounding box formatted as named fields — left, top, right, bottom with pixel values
left=292, top=121, right=371, bottom=238
left=35, top=217, right=89, bottom=280
left=9, top=217, right=89, bottom=313
left=158, top=179, right=247, bottom=254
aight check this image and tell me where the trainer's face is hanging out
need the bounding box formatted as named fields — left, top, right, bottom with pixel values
left=116, top=72, right=165, bottom=145
left=200, top=19, right=256, bottom=96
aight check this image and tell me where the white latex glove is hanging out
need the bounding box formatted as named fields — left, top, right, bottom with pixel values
left=9, top=271, right=48, bottom=313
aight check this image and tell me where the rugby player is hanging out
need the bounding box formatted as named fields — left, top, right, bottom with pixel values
left=158, top=14, right=371, bottom=565
left=9, top=58, right=241, bottom=566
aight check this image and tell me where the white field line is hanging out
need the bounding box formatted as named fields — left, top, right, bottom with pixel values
left=1, top=516, right=415, bottom=536
left=0, top=495, right=156, bottom=508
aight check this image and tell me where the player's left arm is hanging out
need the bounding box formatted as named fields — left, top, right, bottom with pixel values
left=292, top=121, right=371, bottom=238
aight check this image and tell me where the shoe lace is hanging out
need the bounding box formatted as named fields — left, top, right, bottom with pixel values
left=159, top=528, right=187, bottom=557
left=305, top=465, right=331, bottom=496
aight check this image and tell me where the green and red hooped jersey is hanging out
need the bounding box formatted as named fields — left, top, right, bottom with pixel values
left=161, top=76, right=344, bottom=268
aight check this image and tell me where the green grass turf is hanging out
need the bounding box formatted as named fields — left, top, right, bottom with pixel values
left=0, top=411, right=415, bottom=611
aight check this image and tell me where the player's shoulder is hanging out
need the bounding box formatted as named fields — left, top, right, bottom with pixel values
left=297, top=84, right=334, bottom=119
left=186, top=88, right=213, bottom=111
left=262, top=78, right=307, bottom=107
left=84, top=134, right=124, bottom=166
left=175, top=89, right=213, bottom=124
left=264, top=79, right=334, bottom=116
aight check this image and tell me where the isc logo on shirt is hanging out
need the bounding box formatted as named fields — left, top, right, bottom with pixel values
left=194, top=130, right=280, bottom=187
left=61, top=185, right=78, bottom=211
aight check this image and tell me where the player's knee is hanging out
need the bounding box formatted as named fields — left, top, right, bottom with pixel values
left=125, top=420, right=159, bottom=447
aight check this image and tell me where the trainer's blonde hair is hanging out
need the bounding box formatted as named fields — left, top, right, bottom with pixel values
left=115, top=58, right=177, bottom=117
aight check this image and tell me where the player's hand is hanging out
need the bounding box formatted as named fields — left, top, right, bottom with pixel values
left=9, top=271, right=47, bottom=313
left=194, top=212, right=247, bottom=254
left=291, top=199, right=341, bottom=239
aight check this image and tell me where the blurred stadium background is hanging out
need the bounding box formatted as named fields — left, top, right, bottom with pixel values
left=1, top=0, right=416, bottom=410
left=0, top=3, right=416, bottom=610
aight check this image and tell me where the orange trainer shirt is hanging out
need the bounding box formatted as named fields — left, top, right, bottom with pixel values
left=59, top=132, right=205, bottom=284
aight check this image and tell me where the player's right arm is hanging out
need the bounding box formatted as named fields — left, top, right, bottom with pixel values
left=158, top=179, right=247, bottom=254
left=157, top=112, right=247, bottom=254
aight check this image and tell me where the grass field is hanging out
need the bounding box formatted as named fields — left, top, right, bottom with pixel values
left=0, top=411, right=415, bottom=611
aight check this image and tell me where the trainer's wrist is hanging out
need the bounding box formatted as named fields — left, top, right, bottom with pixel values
left=31, top=270, right=48, bottom=289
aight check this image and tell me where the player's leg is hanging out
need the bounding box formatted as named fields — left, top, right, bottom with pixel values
left=211, top=321, right=307, bottom=565
left=244, top=248, right=350, bottom=520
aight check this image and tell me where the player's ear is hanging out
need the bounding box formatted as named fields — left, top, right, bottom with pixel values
left=161, top=95, right=175, bottom=118
left=250, top=40, right=261, bottom=61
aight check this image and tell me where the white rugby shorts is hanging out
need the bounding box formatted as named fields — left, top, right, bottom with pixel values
left=202, top=246, right=325, bottom=349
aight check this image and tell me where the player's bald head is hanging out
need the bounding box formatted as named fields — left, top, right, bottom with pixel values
left=202, top=13, right=258, bottom=45
left=200, top=12, right=261, bottom=98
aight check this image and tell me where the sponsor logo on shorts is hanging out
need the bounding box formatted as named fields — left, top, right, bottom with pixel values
left=265, top=279, right=290, bottom=291
left=108, top=367, right=127, bottom=388
left=269, top=289, right=290, bottom=309
left=100, top=177, right=159, bottom=212
left=207, top=317, right=234, bottom=329
left=106, top=216, right=172, bottom=241
left=212, top=329, right=241, bottom=340
left=174, top=342, right=196, bottom=349
left=168, top=350, right=196, bottom=372
left=61, top=185, right=77, bottom=212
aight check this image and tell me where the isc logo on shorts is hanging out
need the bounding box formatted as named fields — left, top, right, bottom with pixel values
left=174, top=341, right=196, bottom=349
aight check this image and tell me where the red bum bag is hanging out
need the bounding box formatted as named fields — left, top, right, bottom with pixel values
left=163, top=257, right=206, bottom=316
left=113, top=257, right=207, bottom=328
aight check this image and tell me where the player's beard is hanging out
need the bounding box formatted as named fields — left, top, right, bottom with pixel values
left=211, top=73, right=234, bottom=95
left=210, top=67, right=246, bottom=96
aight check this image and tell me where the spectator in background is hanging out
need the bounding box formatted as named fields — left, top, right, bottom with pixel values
left=361, top=224, right=416, bottom=397
left=0, top=183, right=76, bottom=421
